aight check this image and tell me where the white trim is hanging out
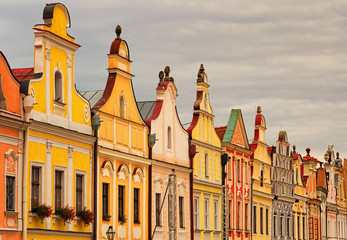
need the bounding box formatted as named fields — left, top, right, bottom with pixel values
left=75, top=169, right=88, bottom=209
left=53, top=165, right=67, bottom=207
left=128, top=163, right=132, bottom=238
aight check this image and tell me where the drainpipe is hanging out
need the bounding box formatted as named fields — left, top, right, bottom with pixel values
left=148, top=133, right=156, bottom=240
left=189, top=144, right=196, bottom=240
left=91, top=113, right=100, bottom=240
left=22, top=95, right=34, bottom=240
left=250, top=178, right=254, bottom=240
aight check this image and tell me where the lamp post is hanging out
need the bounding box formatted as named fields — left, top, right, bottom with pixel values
left=106, top=226, right=115, bottom=240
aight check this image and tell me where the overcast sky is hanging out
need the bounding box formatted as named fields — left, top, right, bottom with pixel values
left=1, top=1, right=346, bottom=161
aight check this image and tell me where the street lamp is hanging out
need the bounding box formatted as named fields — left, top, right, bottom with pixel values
left=106, top=226, right=115, bottom=240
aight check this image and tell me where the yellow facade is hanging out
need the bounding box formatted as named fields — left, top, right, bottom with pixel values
left=188, top=65, right=222, bottom=240
left=26, top=4, right=94, bottom=240
left=93, top=25, right=150, bottom=240
left=250, top=107, right=273, bottom=240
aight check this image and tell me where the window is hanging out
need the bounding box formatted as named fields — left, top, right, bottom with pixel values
left=260, top=169, right=264, bottom=187
left=287, top=217, right=290, bottom=236
left=179, top=197, right=184, bottom=228
left=266, top=208, right=269, bottom=235
left=237, top=202, right=241, bottom=230
left=118, top=185, right=124, bottom=220
left=204, top=198, right=209, bottom=229
left=245, top=203, right=249, bottom=230
left=274, top=215, right=277, bottom=236
left=54, top=71, right=63, bottom=102
left=237, top=159, right=241, bottom=182
left=280, top=216, right=283, bottom=236
left=76, top=174, right=84, bottom=211
left=31, top=167, right=41, bottom=210
left=194, top=197, right=199, bottom=229
left=260, top=207, right=263, bottom=234
left=134, top=188, right=139, bottom=223
left=120, top=95, right=125, bottom=118
left=55, top=170, right=63, bottom=208
left=0, top=74, right=7, bottom=110
left=155, top=193, right=162, bottom=226
left=228, top=160, right=232, bottom=181
left=205, top=153, right=209, bottom=178
left=297, top=216, right=300, bottom=240
left=214, top=200, right=219, bottom=230
left=6, top=176, right=15, bottom=211
left=167, top=127, right=172, bottom=149
left=228, top=200, right=232, bottom=229
left=102, top=183, right=109, bottom=218
left=253, top=205, right=257, bottom=233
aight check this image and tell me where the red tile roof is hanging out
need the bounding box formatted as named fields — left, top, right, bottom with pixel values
left=215, top=126, right=226, bottom=141
left=12, top=68, right=34, bottom=81
left=302, top=148, right=319, bottom=162
left=93, top=73, right=116, bottom=109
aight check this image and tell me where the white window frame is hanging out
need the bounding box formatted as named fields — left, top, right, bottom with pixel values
left=204, top=197, right=210, bottom=229
left=194, top=196, right=200, bottom=229
left=53, top=67, right=64, bottom=103
left=214, top=199, right=219, bottom=230
left=30, top=161, right=45, bottom=210
left=167, top=126, right=172, bottom=150
left=75, top=170, right=87, bottom=210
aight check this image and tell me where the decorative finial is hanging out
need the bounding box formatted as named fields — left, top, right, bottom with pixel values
left=257, top=106, right=262, bottom=114
left=158, top=71, right=164, bottom=86
left=170, top=77, right=174, bottom=82
left=197, top=64, right=205, bottom=83
left=115, top=25, right=122, bottom=40
left=336, top=152, right=339, bottom=159
left=164, top=66, right=170, bottom=81
left=293, top=145, right=296, bottom=153
left=200, top=63, right=205, bottom=72
left=306, top=148, right=311, bottom=156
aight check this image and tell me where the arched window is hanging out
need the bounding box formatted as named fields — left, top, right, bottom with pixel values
left=120, top=95, right=125, bottom=118
left=54, top=71, right=63, bottom=102
left=167, top=126, right=172, bottom=149
left=260, top=169, right=264, bottom=187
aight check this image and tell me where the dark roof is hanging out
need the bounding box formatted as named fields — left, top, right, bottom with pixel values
left=79, top=90, right=104, bottom=108
left=137, top=101, right=156, bottom=120
left=12, top=68, right=34, bottom=81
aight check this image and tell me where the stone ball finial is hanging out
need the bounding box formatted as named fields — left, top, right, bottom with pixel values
left=257, top=106, right=262, bottom=114
left=159, top=71, right=164, bottom=81
left=115, top=25, right=122, bottom=39
left=164, top=66, right=170, bottom=76
left=306, top=148, right=311, bottom=156
left=336, top=152, right=340, bottom=159
left=200, top=63, right=205, bottom=71
left=293, top=145, right=296, bottom=151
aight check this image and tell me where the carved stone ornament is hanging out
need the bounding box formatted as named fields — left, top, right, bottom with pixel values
left=46, top=142, right=53, bottom=154
left=133, top=226, right=141, bottom=239
left=118, top=164, right=130, bottom=181
left=83, top=104, right=90, bottom=123
left=68, top=146, right=74, bottom=158
left=154, top=177, right=163, bottom=192
left=178, top=181, right=186, bottom=195
left=45, top=48, right=51, bottom=61
left=100, top=160, right=114, bottom=178
left=133, top=167, right=144, bottom=183
left=118, top=225, right=126, bottom=239
left=67, top=56, right=73, bottom=68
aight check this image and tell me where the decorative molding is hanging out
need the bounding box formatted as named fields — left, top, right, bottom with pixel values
left=118, top=164, right=130, bottom=180
left=45, top=48, right=51, bottom=61
left=133, top=226, right=141, bottom=239
left=178, top=181, right=186, bottom=195
left=100, top=160, right=114, bottom=177
left=67, top=56, right=72, bottom=68
left=46, top=141, right=53, bottom=154
left=68, top=146, right=74, bottom=158
left=154, top=177, right=163, bottom=192
left=118, top=225, right=126, bottom=239
left=83, top=104, right=90, bottom=123
left=133, top=167, right=144, bottom=183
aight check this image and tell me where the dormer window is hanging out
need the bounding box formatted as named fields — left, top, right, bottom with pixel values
left=167, top=126, right=172, bottom=149
left=120, top=95, right=125, bottom=118
left=54, top=71, right=63, bottom=103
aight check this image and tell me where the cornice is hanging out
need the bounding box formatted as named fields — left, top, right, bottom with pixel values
left=191, top=139, right=222, bottom=152
left=222, top=143, right=252, bottom=155
left=253, top=189, right=275, bottom=199
left=27, top=228, right=92, bottom=237
left=193, top=109, right=215, bottom=119
left=0, top=115, right=28, bottom=131
left=152, top=159, right=192, bottom=173
left=107, top=67, right=134, bottom=78
left=99, top=146, right=151, bottom=166
left=193, top=178, right=222, bottom=189
left=30, top=120, right=95, bottom=145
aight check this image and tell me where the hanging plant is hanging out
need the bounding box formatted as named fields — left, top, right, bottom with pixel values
left=119, top=214, right=127, bottom=224
left=32, top=201, right=53, bottom=220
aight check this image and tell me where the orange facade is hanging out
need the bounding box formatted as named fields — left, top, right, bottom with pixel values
left=0, top=52, right=29, bottom=240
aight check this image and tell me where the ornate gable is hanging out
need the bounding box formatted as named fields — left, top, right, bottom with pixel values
left=223, top=109, right=249, bottom=149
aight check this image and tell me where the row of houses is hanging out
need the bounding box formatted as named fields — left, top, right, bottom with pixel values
left=0, top=3, right=346, bottom=240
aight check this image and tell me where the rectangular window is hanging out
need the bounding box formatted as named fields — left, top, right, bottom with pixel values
left=155, top=193, right=162, bottom=226
left=253, top=205, right=257, bottom=234
left=205, top=153, right=209, bottom=178
left=228, top=200, right=232, bottom=229
left=280, top=216, right=283, bottom=236
left=76, top=174, right=83, bottom=212
left=260, top=207, right=263, bottom=234
left=194, top=197, right=199, bottom=229
left=204, top=198, right=209, bottom=229
left=31, top=167, right=40, bottom=210
left=287, top=217, right=290, bottom=236
left=303, top=217, right=305, bottom=240
left=274, top=215, right=277, bottom=236
left=266, top=208, right=269, bottom=235
left=245, top=203, right=248, bottom=231
left=297, top=216, right=300, bottom=240
left=102, top=183, right=109, bottom=218
left=179, top=196, right=184, bottom=228
left=134, top=188, right=139, bottom=223
left=228, top=161, right=232, bottom=181
left=55, top=170, right=63, bottom=208
left=6, top=176, right=15, bottom=211
left=118, top=185, right=124, bottom=220
left=237, top=159, right=241, bottom=182
left=237, top=202, right=241, bottom=230
left=214, top=200, right=218, bottom=230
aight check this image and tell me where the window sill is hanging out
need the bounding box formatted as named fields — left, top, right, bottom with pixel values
left=194, top=228, right=203, bottom=232
left=52, top=214, right=62, bottom=225
left=28, top=212, right=44, bottom=224
left=204, top=229, right=213, bottom=233
left=5, top=211, right=18, bottom=217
